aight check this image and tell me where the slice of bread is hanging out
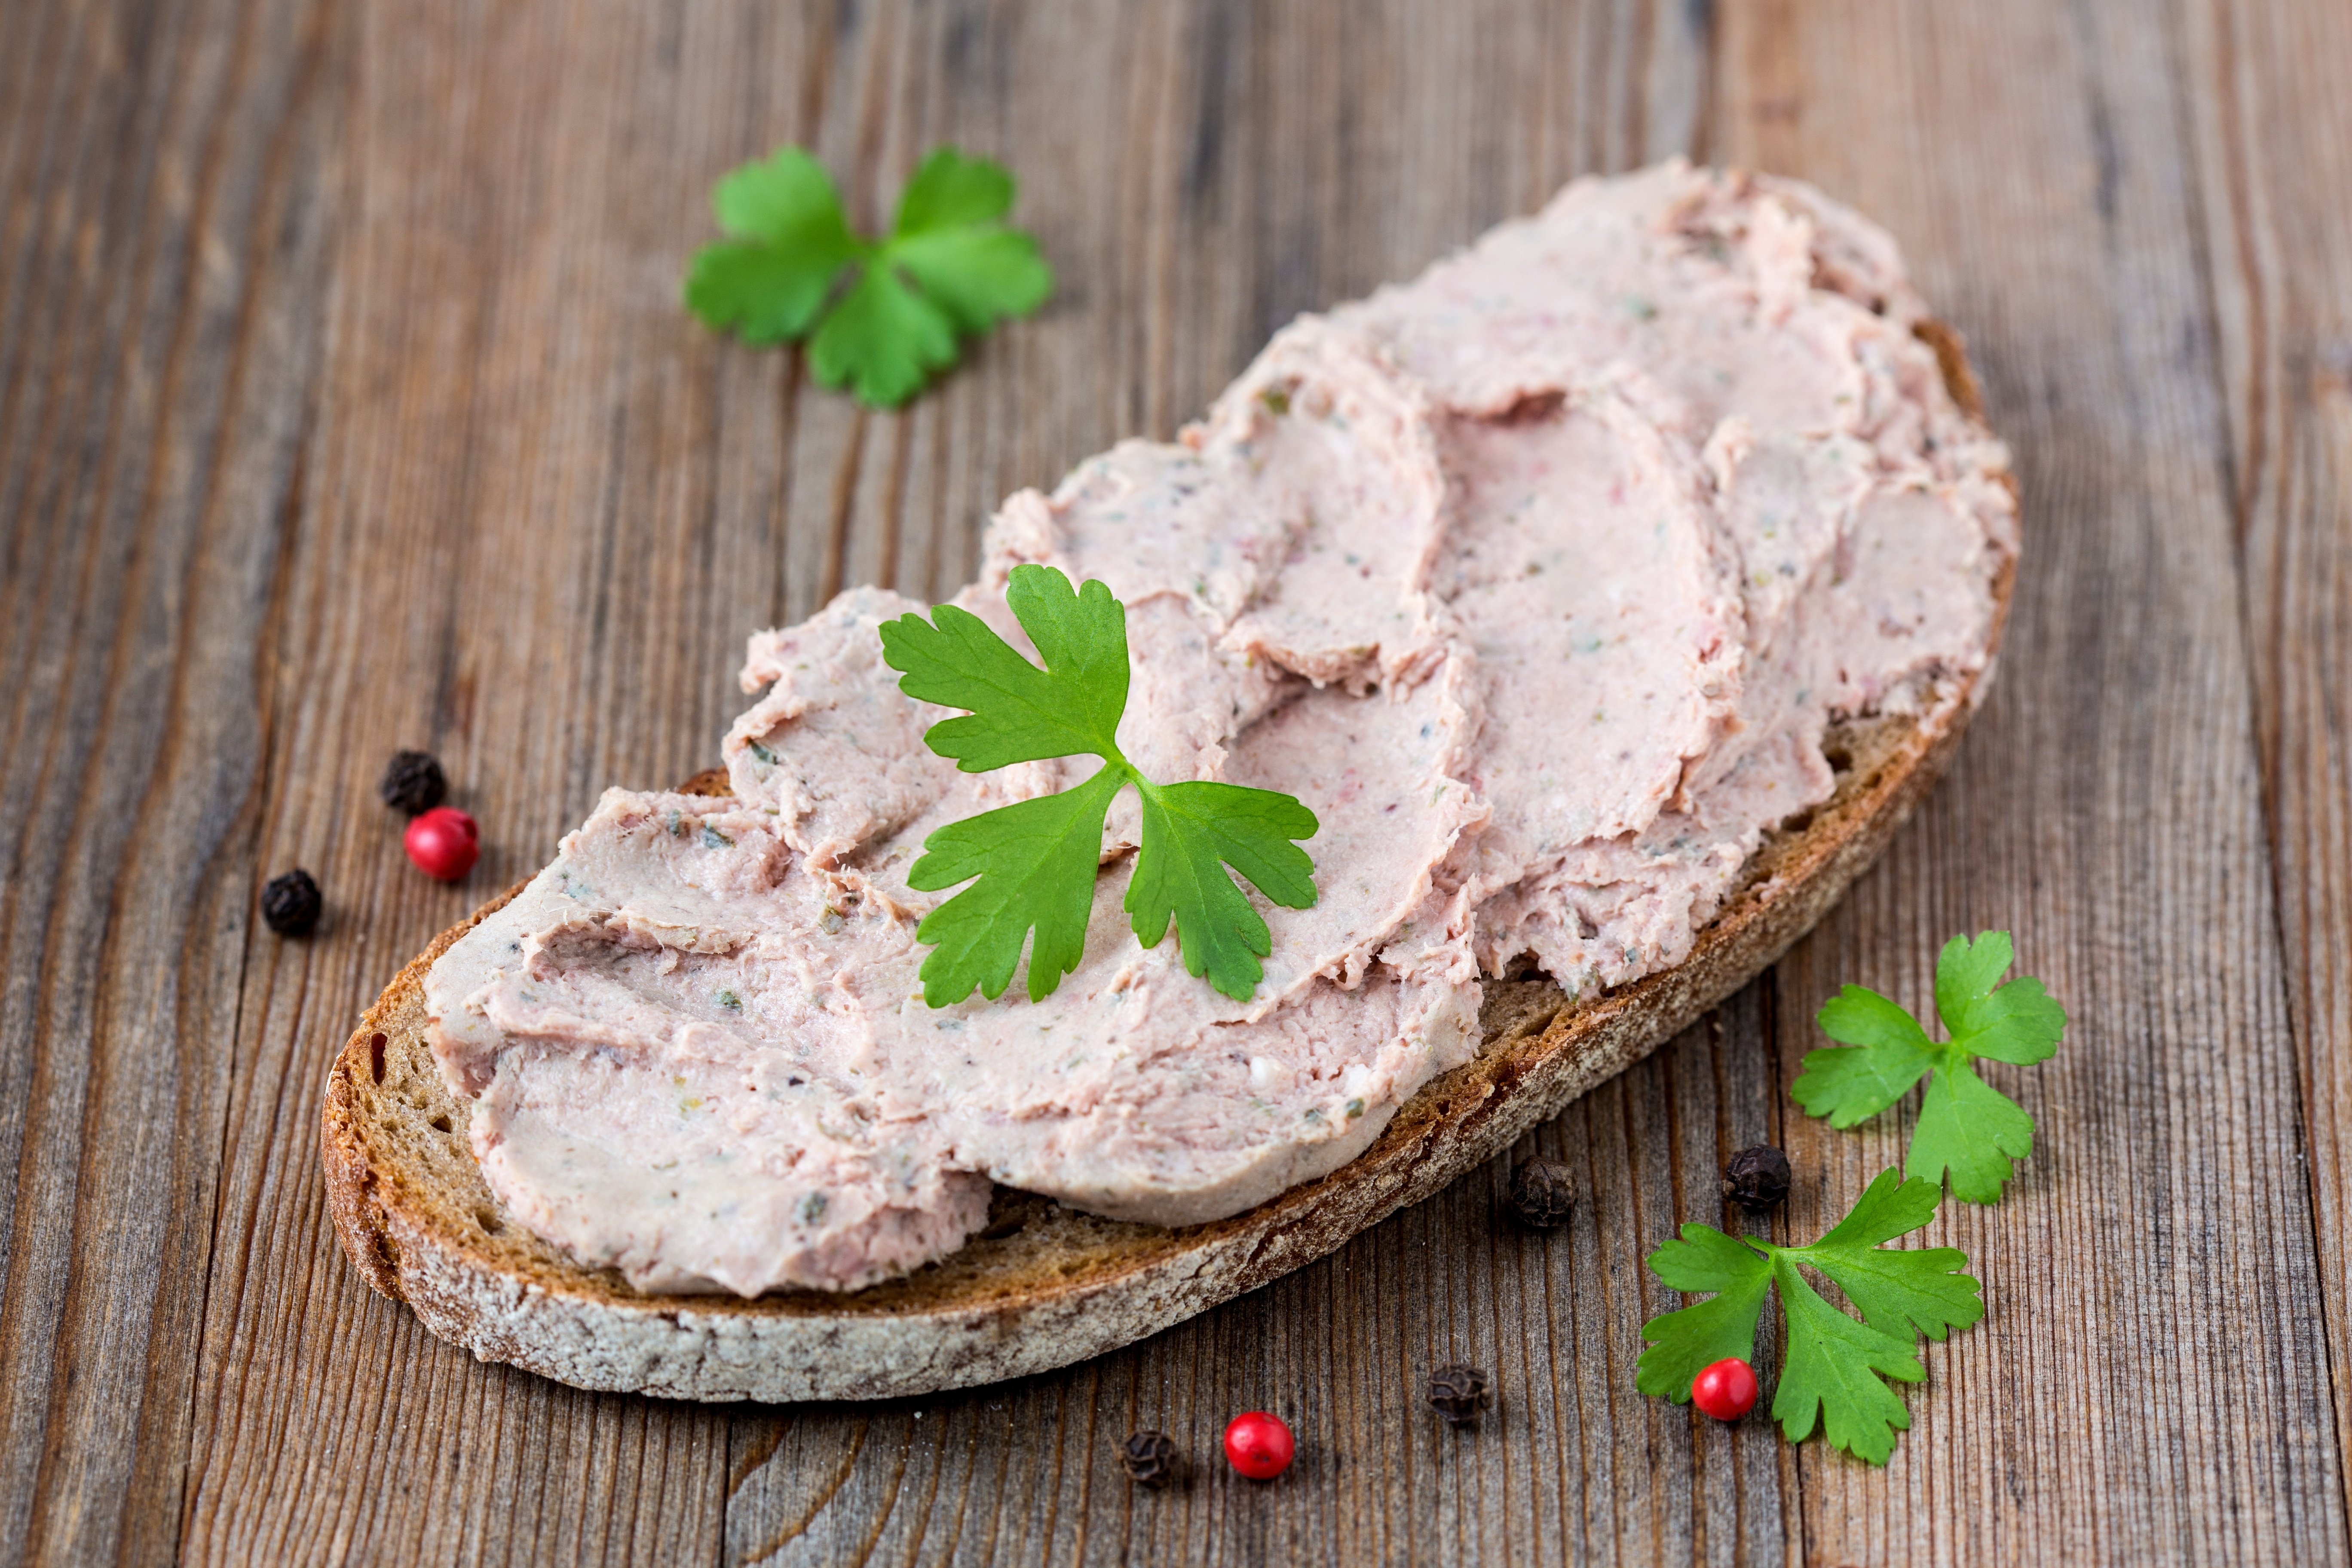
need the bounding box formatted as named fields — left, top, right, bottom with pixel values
left=323, top=325, right=2010, bottom=1403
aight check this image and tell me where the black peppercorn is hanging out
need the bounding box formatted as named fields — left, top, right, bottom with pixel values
left=378, top=750, right=448, bottom=816
left=1427, top=1364, right=1490, bottom=1426
left=261, top=869, right=322, bottom=937
left=1507, top=1158, right=1575, bottom=1228
left=1118, top=1429, right=1179, bottom=1487
left=1721, top=1144, right=1792, bottom=1211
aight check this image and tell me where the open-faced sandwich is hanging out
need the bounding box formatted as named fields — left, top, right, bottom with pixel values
left=325, top=159, right=2016, bottom=1400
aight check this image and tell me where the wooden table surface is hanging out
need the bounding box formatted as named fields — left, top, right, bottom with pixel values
left=5, top=0, right=2351, bottom=1562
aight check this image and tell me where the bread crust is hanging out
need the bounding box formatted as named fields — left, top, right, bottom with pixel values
left=322, top=325, right=2012, bottom=1403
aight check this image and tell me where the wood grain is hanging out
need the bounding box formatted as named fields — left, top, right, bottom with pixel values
left=1714, top=2, right=2347, bottom=1560
left=0, top=0, right=2344, bottom=1562
left=2183, top=0, right=2352, bottom=1517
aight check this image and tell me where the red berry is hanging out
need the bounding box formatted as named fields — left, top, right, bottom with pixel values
left=1222, top=1411, right=1293, bottom=1480
left=1690, top=1357, right=1759, bottom=1421
left=405, top=806, right=480, bottom=882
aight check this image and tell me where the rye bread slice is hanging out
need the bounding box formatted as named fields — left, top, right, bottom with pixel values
left=322, top=324, right=2011, bottom=1403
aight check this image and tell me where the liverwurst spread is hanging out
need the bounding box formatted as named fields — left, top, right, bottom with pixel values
left=425, top=162, right=2015, bottom=1295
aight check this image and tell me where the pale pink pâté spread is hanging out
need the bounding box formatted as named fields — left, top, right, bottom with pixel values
left=425, top=162, right=2015, bottom=1295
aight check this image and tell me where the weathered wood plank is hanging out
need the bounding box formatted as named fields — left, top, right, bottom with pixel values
left=2182, top=0, right=2352, bottom=1516
left=0, top=0, right=337, bottom=1562
left=0, top=0, right=2344, bottom=1563
left=1715, top=0, right=2347, bottom=1561
left=179, top=0, right=808, bottom=1557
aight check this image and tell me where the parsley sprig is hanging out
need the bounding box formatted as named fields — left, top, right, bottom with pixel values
left=685, top=145, right=1053, bottom=407
left=1639, top=1169, right=1981, bottom=1465
left=1793, top=932, right=2065, bottom=1204
left=879, top=565, right=1319, bottom=1006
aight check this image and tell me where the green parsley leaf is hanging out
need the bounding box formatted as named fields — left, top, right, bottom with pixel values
left=684, top=148, right=858, bottom=344
left=902, top=767, right=1124, bottom=1005
left=1635, top=1225, right=1773, bottom=1401
left=1798, top=1171, right=1983, bottom=1346
left=1769, top=1255, right=1923, bottom=1462
left=879, top=565, right=1317, bottom=1006
left=1638, top=1168, right=1981, bottom=1465
left=891, top=228, right=1056, bottom=336
left=879, top=567, right=1127, bottom=769
left=684, top=144, right=1052, bottom=407
left=892, top=146, right=1018, bottom=233
left=808, top=263, right=962, bottom=412
left=1911, top=1063, right=2038, bottom=1206
left=1130, top=781, right=1321, bottom=1001
left=1792, top=931, right=2065, bottom=1203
